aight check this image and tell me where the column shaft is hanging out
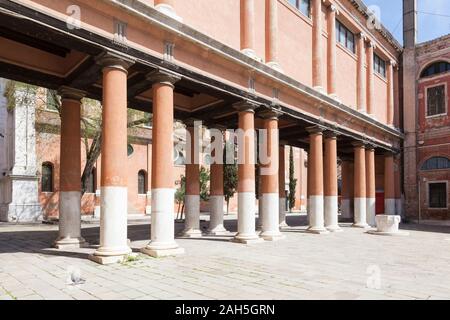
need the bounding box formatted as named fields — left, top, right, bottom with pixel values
left=353, top=143, right=369, bottom=228
left=207, top=131, right=229, bottom=235
left=279, top=145, right=288, bottom=227
left=307, top=128, right=328, bottom=233
left=387, top=61, right=395, bottom=126
left=141, top=70, right=184, bottom=257
left=324, top=133, right=341, bottom=232
left=145, top=144, right=152, bottom=214
left=241, top=0, right=255, bottom=57
left=260, top=113, right=283, bottom=240
left=312, top=0, right=323, bottom=91
left=357, top=33, right=366, bottom=112
left=181, top=126, right=202, bottom=237
left=366, top=42, right=375, bottom=116
left=90, top=56, right=132, bottom=264
left=340, top=160, right=353, bottom=219
left=384, top=153, right=396, bottom=215
left=54, top=88, right=86, bottom=249
left=234, top=102, right=261, bottom=243
left=266, top=0, right=280, bottom=70
left=327, top=5, right=337, bottom=98
left=365, top=147, right=376, bottom=226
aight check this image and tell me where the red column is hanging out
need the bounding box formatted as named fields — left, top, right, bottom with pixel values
left=89, top=53, right=133, bottom=264
left=306, top=126, right=328, bottom=234
left=54, top=87, right=86, bottom=249
left=141, top=69, right=184, bottom=258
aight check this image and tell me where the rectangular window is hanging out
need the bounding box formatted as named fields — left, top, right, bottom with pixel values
left=288, top=0, right=311, bottom=18
left=427, top=85, right=446, bottom=116
left=374, top=54, right=386, bottom=77
left=335, top=20, right=355, bottom=53
left=429, top=182, right=447, bottom=209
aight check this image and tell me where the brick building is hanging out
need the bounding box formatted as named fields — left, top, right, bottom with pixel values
left=402, top=0, right=450, bottom=222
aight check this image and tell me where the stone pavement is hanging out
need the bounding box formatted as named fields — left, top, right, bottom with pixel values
left=0, top=216, right=449, bottom=300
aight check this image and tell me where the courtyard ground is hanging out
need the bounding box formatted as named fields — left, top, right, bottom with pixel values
left=0, top=216, right=449, bottom=300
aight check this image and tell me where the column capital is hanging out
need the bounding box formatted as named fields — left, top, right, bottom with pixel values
left=365, top=144, right=376, bottom=151
left=328, top=4, right=339, bottom=14
left=58, top=86, right=86, bottom=102
left=146, top=69, right=181, bottom=87
left=257, top=107, right=282, bottom=120
left=358, top=32, right=366, bottom=40
left=95, top=51, right=134, bottom=72
left=352, top=141, right=366, bottom=148
left=366, top=40, right=376, bottom=49
left=279, top=139, right=289, bottom=146
left=388, top=59, right=397, bottom=68
left=306, top=125, right=325, bottom=134
left=323, top=130, right=339, bottom=139
left=232, top=100, right=259, bottom=113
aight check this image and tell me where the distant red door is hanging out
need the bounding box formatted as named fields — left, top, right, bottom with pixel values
left=376, top=192, right=384, bottom=214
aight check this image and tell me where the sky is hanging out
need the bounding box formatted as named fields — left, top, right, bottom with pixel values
left=363, top=0, right=450, bottom=45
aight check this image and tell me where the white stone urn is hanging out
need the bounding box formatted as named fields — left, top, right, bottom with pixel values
left=367, top=214, right=409, bottom=236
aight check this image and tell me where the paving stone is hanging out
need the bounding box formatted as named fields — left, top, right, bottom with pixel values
left=1, top=220, right=450, bottom=300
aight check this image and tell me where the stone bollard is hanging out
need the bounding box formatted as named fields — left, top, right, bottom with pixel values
left=367, top=215, right=409, bottom=236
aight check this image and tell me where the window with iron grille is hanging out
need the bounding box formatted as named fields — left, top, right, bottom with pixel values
left=421, top=157, right=450, bottom=171
left=138, top=170, right=147, bottom=195
left=427, top=85, right=446, bottom=116
left=429, top=182, right=447, bottom=209
left=420, top=61, right=450, bottom=78
left=41, top=162, right=53, bottom=192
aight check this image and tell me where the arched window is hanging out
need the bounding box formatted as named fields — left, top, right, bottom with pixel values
left=86, top=167, right=96, bottom=193
left=420, top=61, right=450, bottom=78
left=138, top=170, right=147, bottom=195
left=127, top=144, right=134, bottom=157
left=421, top=157, right=450, bottom=171
left=41, top=162, right=53, bottom=192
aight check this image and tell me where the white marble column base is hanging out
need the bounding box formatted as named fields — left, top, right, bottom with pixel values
left=279, top=197, right=288, bottom=227
left=54, top=237, right=87, bottom=249
left=233, top=192, right=262, bottom=244
left=141, top=246, right=185, bottom=258
left=314, top=86, right=325, bottom=94
left=90, top=186, right=130, bottom=264
left=267, top=61, right=283, bottom=72
left=340, top=199, right=352, bottom=219
left=88, top=251, right=133, bottom=265
left=366, top=197, right=376, bottom=227
left=307, top=195, right=329, bottom=234
left=206, top=195, right=230, bottom=235
left=155, top=4, right=182, bottom=22
left=385, top=198, right=396, bottom=215
left=142, top=188, right=184, bottom=257
left=353, top=197, right=369, bottom=228
left=55, top=191, right=84, bottom=248
left=180, top=194, right=202, bottom=238
left=260, top=193, right=284, bottom=241
left=242, top=48, right=258, bottom=60
left=324, top=195, right=342, bottom=232
left=395, top=198, right=403, bottom=216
